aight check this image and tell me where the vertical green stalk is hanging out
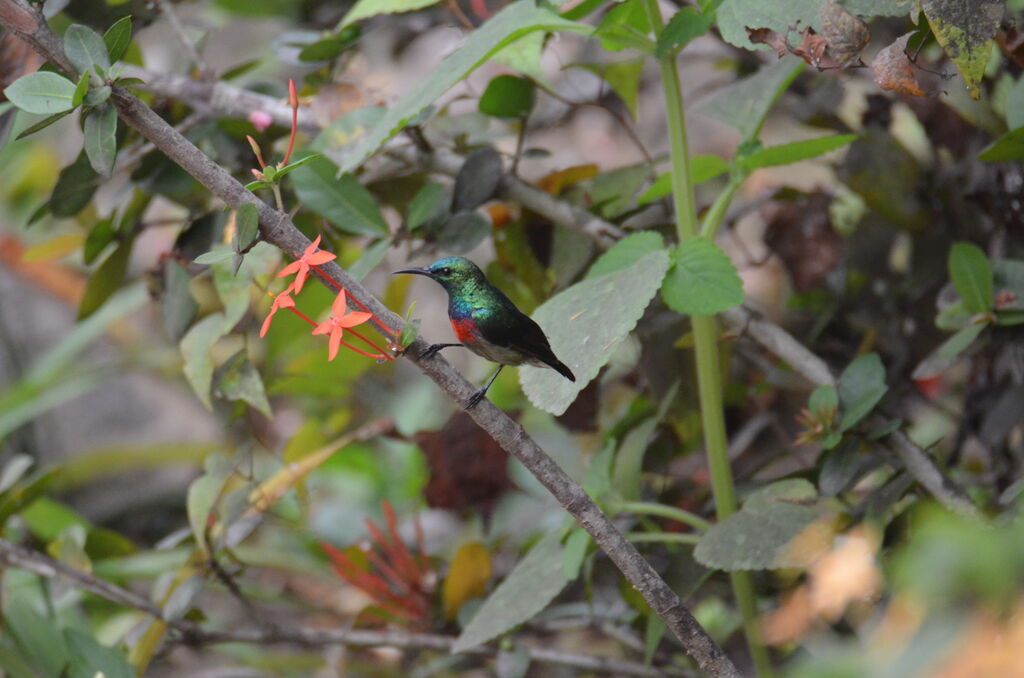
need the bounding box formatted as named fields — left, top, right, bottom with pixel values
left=643, top=1, right=771, bottom=675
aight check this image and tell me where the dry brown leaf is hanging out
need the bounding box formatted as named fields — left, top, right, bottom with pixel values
left=928, top=599, right=1024, bottom=678
left=745, top=26, right=790, bottom=58
left=792, top=27, right=838, bottom=69
left=871, top=33, right=927, bottom=96
left=761, top=587, right=814, bottom=646
left=808, top=526, right=881, bottom=620
left=820, top=0, right=870, bottom=67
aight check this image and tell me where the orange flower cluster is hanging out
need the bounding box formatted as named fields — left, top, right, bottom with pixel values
left=261, top=235, right=394, bottom=362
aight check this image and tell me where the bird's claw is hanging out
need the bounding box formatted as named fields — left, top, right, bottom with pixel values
left=466, top=388, right=487, bottom=410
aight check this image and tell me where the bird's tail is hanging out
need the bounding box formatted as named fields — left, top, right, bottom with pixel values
left=546, top=357, right=576, bottom=383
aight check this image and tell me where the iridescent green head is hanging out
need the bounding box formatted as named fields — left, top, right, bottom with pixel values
left=393, top=256, right=487, bottom=295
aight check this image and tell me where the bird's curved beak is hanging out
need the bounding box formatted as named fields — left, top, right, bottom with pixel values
left=392, top=267, right=433, bottom=278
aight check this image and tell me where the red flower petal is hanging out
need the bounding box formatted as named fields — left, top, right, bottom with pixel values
left=339, top=311, right=372, bottom=328
left=328, top=328, right=342, bottom=361
left=259, top=308, right=277, bottom=338
left=312, top=320, right=333, bottom=336
left=331, top=290, right=348, bottom=316
left=306, top=250, right=336, bottom=265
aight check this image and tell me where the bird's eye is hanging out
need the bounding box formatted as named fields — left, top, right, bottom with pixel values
left=439, top=267, right=451, bottom=276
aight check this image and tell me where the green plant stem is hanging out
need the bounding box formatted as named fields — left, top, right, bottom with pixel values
left=620, top=501, right=712, bottom=532
left=700, top=175, right=743, bottom=239
left=643, top=1, right=772, bottom=675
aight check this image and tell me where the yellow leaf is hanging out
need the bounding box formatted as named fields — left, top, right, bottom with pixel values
left=442, top=542, right=492, bottom=621
left=245, top=418, right=390, bottom=516
left=22, top=233, right=85, bottom=262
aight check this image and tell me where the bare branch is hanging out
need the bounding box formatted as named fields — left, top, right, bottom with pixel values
left=0, top=539, right=681, bottom=678
left=119, top=65, right=625, bottom=247
left=0, top=3, right=738, bottom=675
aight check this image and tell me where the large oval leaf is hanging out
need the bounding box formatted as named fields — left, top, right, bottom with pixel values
left=289, top=157, right=389, bottom=236
left=660, top=238, right=744, bottom=316
left=3, top=72, right=77, bottom=115
left=520, top=248, right=670, bottom=415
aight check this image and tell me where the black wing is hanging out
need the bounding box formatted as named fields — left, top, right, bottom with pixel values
left=477, top=298, right=576, bottom=382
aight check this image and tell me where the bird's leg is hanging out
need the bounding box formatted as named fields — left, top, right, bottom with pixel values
left=467, top=365, right=504, bottom=410
left=420, top=343, right=463, bottom=360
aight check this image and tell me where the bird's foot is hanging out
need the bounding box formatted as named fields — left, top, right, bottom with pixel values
left=466, top=388, right=488, bottom=410
left=420, top=343, right=445, bottom=360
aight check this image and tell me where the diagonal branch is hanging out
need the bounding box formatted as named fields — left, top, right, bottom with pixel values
left=0, top=539, right=681, bottom=678
left=0, top=2, right=739, bottom=675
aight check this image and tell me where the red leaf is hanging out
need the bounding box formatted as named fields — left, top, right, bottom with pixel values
left=871, top=33, right=927, bottom=97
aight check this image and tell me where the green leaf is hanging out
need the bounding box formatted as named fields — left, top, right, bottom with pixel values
left=613, top=416, right=658, bottom=502
left=453, top=531, right=569, bottom=652
left=215, top=351, right=272, bottom=418
left=64, top=24, right=112, bottom=75
left=435, top=211, right=490, bottom=253
left=72, top=71, right=90, bottom=108
left=695, top=479, right=831, bottom=570
left=451, top=147, right=503, bottom=212
left=637, top=155, right=729, bottom=204
left=520, top=249, right=670, bottom=415
left=289, top=157, right=389, bottom=236
left=348, top=237, right=392, bottom=281
left=992, top=259, right=1024, bottom=309
left=339, top=0, right=443, bottom=27
left=3, top=72, right=78, bottom=115
left=64, top=629, right=134, bottom=678
left=161, top=260, right=198, bottom=341
left=837, top=353, right=887, bottom=431
left=979, top=126, right=1024, bottom=162
left=739, top=134, right=857, bottom=170
left=818, top=438, right=881, bottom=497
left=585, top=231, right=664, bottom=279
left=272, top=152, right=324, bottom=179
left=84, top=85, right=112, bottom=107
left=340, top=2, right=588, bottom=172
left=15, top=109, right=75, bottom=140
left=808, top=384, right=838, bottom=417
left=479, top=75, right=535, bottom=119
left=103, top=16, right=134, bottom=63
left=921, top=0, right=1001, bottom=99
left=50, top=152, right=100, bottom=218
left=193, top=248, right=234, bottom=265
left=406, top=182, right=447, bottom=231
left=298, top=26, right=361, bottom=61
left=186, top=453, right=233, bottom=553
left=78, top=237, right=133, bottom=320
left=571, top=59, right=645, bottom=119
left=949, top=242, right=993, bottom=313
left=3, top=597, right=69, bottom=678
left=0, top=467, right=61, bottom=528
left=180, top=314, right=226, bottom=410
left=562, top=528, right=590, bottom=580
left=655, top=6, right=715, bottom=58
left=233, top=202, right=260, bottom=253
left=911, top=322, right=987, bottom=380
left=661, top=238, right=744, bottom=316
left=594, top=0, right=655, bottom=53
left=83, top=104, right=118, bottom=176
left=716, top=0, right=911, bottom=50
left=695, top=57, right=804, bottom=141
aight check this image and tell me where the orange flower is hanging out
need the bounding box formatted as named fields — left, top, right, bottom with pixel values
left=313, top=290, right=373, bottom=361
left=260, top=287, right=296, bottom=338
left=277, top=235, right=335, bottom=293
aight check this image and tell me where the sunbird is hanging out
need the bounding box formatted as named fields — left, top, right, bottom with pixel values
left=393, top=257, right=576, bottom=409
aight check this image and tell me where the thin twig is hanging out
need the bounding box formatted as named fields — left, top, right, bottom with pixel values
left=116, top=64, right=626, bottom=248
left=0, top=539, right=675, bottom=678
left=0, top=4, right=738, bottom=675
left=720, top=305, right=981, bottom=518
left=153, top=0, right=210, bottom=77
